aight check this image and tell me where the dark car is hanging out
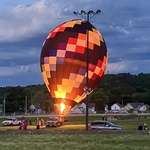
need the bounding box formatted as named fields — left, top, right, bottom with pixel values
left=88, top=120, right=123, bottom=130
left=45, top=116, right=64, bottom=127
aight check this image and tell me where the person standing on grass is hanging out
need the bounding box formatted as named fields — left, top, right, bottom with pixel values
left=138, top=124, right=143, bottom=130
left=143, top=123, right=148, bottom=130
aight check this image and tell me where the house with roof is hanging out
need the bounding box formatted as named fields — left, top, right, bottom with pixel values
left=29, top=103, right=42, bottom=114
left=123, top=102, right=146, bottom=113
left=88, top=103, right=96, bottom=114
left=69, top=102, right=96, bottom=114
left=110, top=103, right=124, bottom=113
left=139, top=104, right=150, bottom=113
left=70, top=103, right=86, bottom=114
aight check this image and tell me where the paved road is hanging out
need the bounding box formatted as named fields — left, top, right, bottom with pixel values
left=1, top=113, right=150, bottom=118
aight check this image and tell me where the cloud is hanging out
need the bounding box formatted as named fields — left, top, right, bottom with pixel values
left=106, top=59, right=150, bottom=74
left=0, top=0, right=64, bottom=42
left=0, top=0, right=150, bottom=86
left=0, top=63, right=40, bottom=77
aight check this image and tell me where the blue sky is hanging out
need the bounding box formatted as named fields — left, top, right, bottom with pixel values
left=0, top=0, right=150, bottom=87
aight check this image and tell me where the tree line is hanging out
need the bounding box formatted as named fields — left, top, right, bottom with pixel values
left=0, top=73, right=150, bottom=113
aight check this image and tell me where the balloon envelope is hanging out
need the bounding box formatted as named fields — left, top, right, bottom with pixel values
left=40, top=19, right=108, bottom=115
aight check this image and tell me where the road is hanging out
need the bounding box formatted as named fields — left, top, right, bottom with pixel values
left=0, top=113, right=150, bottom=118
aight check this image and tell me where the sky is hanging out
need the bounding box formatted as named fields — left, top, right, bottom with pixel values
left=0, top=0, right=150, bottom=87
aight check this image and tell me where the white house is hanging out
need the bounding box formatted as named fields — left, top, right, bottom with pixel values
left=70, top=103, right=86, bottom=114
left=29, top=104, right=42, bottom=114
left=111, top=103, right=123, bottom=113
left=139, top=104, right=150, bottom=113
left=88, top=103, right=96, bottom=114
left=124, top=103, right=145, bottom=113
left=69, top=102, right=96, bottom=114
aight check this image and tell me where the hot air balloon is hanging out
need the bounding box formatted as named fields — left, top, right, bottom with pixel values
left=40, top=19, right=108, bottom=115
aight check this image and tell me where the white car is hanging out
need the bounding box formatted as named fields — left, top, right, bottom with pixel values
left=2, top=118, right=22, bottom=126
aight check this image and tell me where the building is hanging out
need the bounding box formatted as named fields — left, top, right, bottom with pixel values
left=70, top=102, right=96, bottom=114
left=124, top=103, right=145, bottom=113
left=111, top=103, right=123, bottom=113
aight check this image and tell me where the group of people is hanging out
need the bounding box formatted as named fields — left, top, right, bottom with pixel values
left=19, top=120, right=28, bottom=130
left=18, top=118, right=45, bottom=130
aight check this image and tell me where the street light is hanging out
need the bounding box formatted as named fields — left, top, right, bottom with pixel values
left=3, top=97, right=5, bottom=116
left=25, top=96, right=27, bottom=114
left=74, top=10, right=101, bottom=131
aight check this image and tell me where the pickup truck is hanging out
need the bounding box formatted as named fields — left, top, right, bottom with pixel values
left=45, top=116, right=64, bottom=127
left=2, top=118, right=22, bottom=126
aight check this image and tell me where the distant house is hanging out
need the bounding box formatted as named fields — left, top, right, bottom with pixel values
left=30, top=103, right=42, bottom=114
left=70, top=102, right=96, bottom=114
left=70, top=103, right=86, bottom=114
left=124, top=103, right=145, bottom=113
left=139, top=104, right=150, bottom=113
left=88, top=103, right=96, bottom=114
left=111, top=103, right=123, bottom=113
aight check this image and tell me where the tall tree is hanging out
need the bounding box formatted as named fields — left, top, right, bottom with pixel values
left=5, top=86, right=28, bottom=113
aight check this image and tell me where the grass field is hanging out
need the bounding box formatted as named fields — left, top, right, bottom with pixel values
left=0, top=116, right=150, bottom=150
left=0, top=134, right=150, bottom=150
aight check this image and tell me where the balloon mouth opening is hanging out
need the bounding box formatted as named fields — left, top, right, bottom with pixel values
left=54, top=98, right=77, bottom=116
left=60, top=103, right=66, bottom=114
left=55, top=103, right=71, bottom=116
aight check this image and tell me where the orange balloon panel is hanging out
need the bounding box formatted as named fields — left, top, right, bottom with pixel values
left=40, top=19, right=108, bottom=112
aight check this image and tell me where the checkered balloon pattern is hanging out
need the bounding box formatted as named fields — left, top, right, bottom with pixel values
left=40, top=19, right=108, bottom=108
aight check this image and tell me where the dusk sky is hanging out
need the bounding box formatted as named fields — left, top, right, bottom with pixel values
left=0, top=0, right=150, bottom=87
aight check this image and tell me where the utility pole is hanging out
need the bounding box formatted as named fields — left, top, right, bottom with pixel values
left=74, top=10, right=101, bottom=131
left=3, top=97, right=5, bottom=116
left=25, top=96, right=27, bottom=114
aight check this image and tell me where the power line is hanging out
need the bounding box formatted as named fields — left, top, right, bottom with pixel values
left=91, top=21, right=150, bottom=28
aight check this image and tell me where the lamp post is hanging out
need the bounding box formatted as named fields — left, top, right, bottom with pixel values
left=3, top=97, right=5, bottom=116
left=25, top=96, right=27, bottom=114
left=74, top=10, right=101, bottom=131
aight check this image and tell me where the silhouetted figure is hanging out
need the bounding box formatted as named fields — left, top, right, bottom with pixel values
left=19, top=122, right=23, bottom=130
left=36, top=118, right=40, bottom=129
left=138, top=124, right=143, bottom=130
left=102, top=116, right=104, bottom=120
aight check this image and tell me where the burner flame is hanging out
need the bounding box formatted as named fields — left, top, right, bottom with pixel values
left=60, top=103, right=66, bottom=114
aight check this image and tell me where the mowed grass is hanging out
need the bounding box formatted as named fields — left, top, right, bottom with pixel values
left=0, top=116, right=150, bottom=150
left=0, top=134, right=150, bottom=150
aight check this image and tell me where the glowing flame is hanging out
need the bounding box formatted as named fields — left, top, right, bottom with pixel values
left=60, top=103, right=66, bottom=114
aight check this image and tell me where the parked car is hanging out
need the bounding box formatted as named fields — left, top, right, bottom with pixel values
left=45, top=116, right=64, bottom=127
left=88, top=120, right=123, bottom=130
left=2, top=118, right=22, bottom=126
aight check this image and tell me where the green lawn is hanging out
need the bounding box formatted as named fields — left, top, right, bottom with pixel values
left=0, top=116, right=150, bottom=150
left=0, top=134, right=150, bottom=150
